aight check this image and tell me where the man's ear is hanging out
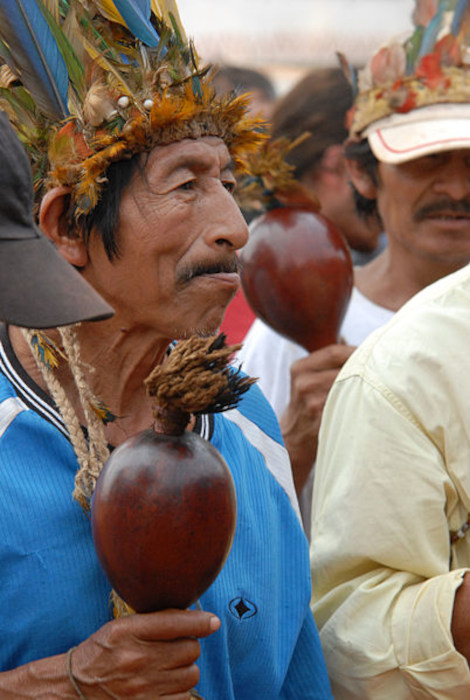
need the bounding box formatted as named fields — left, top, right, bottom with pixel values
left=345, top=158, right=378, bottom=200
left=39, top=187, right=89, bottom=268
left=320, top=144, right=346, bottom=175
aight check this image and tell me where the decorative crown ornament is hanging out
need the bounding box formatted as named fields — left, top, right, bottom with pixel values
left=0, top=0, right=267, bottom=215
left=342, top=0, right=470, bottom=139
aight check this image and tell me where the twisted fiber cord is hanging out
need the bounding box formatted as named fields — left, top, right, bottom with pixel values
left=22, top=327, right=109, bottom=511
left=59, top=326, right=110, bottom=509
left=22, top=328, right=92, bottom=503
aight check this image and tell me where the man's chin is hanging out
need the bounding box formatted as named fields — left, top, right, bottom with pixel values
left=173, top=319, right=225, bottom=341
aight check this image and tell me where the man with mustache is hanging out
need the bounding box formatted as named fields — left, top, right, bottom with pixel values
left=0, top=2, right=332, bottom=699
left=310, top=1, right=470, bottom=697
left=238, top=0, right=470, bottom=535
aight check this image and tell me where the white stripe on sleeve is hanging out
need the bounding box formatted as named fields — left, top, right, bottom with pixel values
left=223, top=409, right=302, bottom=523
left=0, top=396, right=28, bottom=437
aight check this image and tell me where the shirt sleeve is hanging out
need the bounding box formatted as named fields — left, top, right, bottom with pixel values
left=310, top=371, right=470, bottom=699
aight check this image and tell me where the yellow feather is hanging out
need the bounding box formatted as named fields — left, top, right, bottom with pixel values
left=80, top=36, right=137, bottom=101
left=151, top=0, right=187, bottom=41
left=0, top=65, right=18, bottom=88
left=150, top=0, right=162, bottom=20
left=62, top=3, right=87, bottom=66
left=92, top=0, right=125, bottom=27
left=41, top=0, right=60, bottom=21
left=150, top=91, right=196, bottom=129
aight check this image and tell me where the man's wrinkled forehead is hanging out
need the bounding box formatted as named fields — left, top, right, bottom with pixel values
left=143, top=137, right=234, bottom=179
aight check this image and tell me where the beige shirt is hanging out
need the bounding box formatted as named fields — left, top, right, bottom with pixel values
left=311, top=264, right=470, bottom=699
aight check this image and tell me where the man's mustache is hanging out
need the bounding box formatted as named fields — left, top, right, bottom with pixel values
left=177, top=258, right=240, bottom=283
left=415, top=199, right=470, bottom=221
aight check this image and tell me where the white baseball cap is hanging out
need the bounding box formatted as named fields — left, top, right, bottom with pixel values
left=365, top=103, right=470, bottom=164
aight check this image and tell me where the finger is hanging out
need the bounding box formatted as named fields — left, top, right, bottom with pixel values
left=159, top=638, right=202, bottom=669
left=154, top=662, right=200, bottom=695
left=129, top=609, right=220, bottom=642
left=298, top=343, right=357, bottom=370
left=101, top=659, right=201, bottom=697
left=292, top=368, right=344, bottom=400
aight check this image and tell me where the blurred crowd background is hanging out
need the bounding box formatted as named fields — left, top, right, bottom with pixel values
left=178, top=0, right=415, bottom=343
left=177, top=0, right=415, bottom=97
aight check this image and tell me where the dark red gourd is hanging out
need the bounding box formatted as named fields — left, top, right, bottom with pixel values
left=91, top=429, right=236, bottom=612
left=91, top=335, right=253, bottom=613
left=240, top=207, right=353, bottom=352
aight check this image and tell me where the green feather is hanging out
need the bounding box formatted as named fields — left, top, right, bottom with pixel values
left=168, top=11, right=183, bottom=44
left=404, top=26, right=425, bottom=74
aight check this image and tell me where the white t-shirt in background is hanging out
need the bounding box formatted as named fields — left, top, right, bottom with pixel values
left=236, top=287, right=395, bottom=420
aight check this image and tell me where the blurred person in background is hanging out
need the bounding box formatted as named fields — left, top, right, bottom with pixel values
left=238, top=22, right=470, bottom=536
left=270, top=67, right=385, bottom=265
left=223, top=66, right=384, bottom=345
left=311, top=0, right=470, bottom=695
left=211, top=63, right=277, bottom=122
left=215, top=64, right=277, bottom=343
left=237, top=66, right=385, bottom=528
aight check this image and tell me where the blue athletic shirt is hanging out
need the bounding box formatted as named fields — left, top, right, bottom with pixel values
left=0, top=325, right=332, bottom=698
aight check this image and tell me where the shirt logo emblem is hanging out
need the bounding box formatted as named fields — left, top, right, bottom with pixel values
left=229, top=596, right=257, bottom=621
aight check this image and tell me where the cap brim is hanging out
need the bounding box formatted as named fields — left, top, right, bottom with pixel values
left=365, top=104, right=470, bottom=164
left=0, top=233, right=114, bottom=328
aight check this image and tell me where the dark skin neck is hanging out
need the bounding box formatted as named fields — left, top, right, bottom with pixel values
left=8, top=317, right=179, bottom=448
left=354, top=246, right=467, bottom=311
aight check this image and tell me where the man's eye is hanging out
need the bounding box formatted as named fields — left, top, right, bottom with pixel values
left=223, top=181, right=236, bottom=194
left=421, top=154, right=443, bottom=167
left=179, top=180, right=195, bottom=190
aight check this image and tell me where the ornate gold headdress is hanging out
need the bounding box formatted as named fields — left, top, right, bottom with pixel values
left=0, top=0, right=266, bottom=215
left=342, top=0, right=470, bottom=139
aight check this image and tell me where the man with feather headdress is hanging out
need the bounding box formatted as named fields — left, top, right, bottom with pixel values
left=310, top=0, right=470, bottom=697
left=0, top=1, right=333, bottom=698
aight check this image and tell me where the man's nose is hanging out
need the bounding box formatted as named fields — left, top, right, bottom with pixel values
left=204, top=185, right=249, bottom=251
left=433, top=158, right=470, bottom=200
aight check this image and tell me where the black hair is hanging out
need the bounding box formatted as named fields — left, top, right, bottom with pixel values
left=212, top=64, right=276, bottom=101
left=270, top=68, right=353, bottom=178
left=74, top=153, right=144, bottom=261
left=344, top=138, right=381, bottom=222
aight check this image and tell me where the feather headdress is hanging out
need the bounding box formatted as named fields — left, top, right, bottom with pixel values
left=236, top=134, right=320, bottom=214
left=343, top=0, right=470, bottom=139
left=0, top=0, right=266, bottom=214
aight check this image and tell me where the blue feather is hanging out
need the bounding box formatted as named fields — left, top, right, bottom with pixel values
left=0, top=0, right=68, bottom=119
left=112, top=0, right=160, bottom=47
left=418, top=5, right=445, bottom=57
left=451, top=0, right=470, bottom=35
